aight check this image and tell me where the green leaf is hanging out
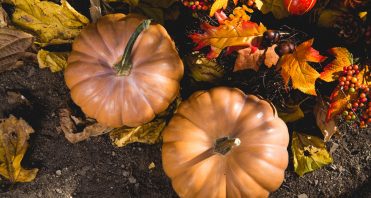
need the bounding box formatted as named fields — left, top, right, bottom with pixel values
left=37, top=49, right=69, bottom=72
left=7, top=0, right=89, bottom=46
left=292, top=132, right=333, bottom=176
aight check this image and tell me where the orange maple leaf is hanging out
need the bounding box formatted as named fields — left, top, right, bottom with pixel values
left=326, top=87, right=354, bottom=121
left=320, top=47, right=352, bottom=82
left=278, top=39, right=326, bottom=95
left=189, top=6, right=266, bottom=59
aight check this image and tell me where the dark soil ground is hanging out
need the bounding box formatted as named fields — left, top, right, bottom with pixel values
left=0, top=61, right=370, bottom=198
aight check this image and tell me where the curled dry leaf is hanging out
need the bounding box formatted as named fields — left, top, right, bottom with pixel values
left=0, top=115, right=38, bottom=183
left=234, top=45, right=279, bottom=72
left=278, top=39, right=326, bottom=95
left=292, top=132, right=333, bottom=176
left=6, top=0, right=89, bottom=46
left=0, top=28, right=33, bottom=73
left=109, top=117, right=166, bottom=147
left=189, top=6, right=266, bottom=59
left=37, top=49, right=69, bottom=72
left=320, top=47, right=352, bottom=82
left=59, top=109, right=111, bottom=143
left=110, top=97, right=181, bottom=147
left=314, top=99, right=337, bottom=142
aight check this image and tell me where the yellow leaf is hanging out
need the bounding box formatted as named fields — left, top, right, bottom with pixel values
left=278, top=39, right=326, bottom=95
left=278, top=104, right=304, bottom=123
left=109, top=97, right=181, bottom=147
left=292, top=132, right=333, bottom=176
left=259, top=0, right=289, bottom=19
left=7, top=0, right=89, bottom=46
left=320, top=47, right=352, bottom=82
left=109, top=118, right=167, bottom=147
left=0, top=115, right=38, bottom=183
left=37, top=49, right=69, bottom=72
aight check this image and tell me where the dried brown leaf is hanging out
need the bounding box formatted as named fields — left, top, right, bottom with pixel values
left=234, top=45, right=278, bottom=72
left=314, top=99, right=338, bottom=142
left=59, top=109, right=111, bottom=143
left=0, top=28, right=33, bottom=73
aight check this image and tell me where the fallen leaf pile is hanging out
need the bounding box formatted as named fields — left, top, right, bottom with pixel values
left=0, top=116, right=38, bottom=183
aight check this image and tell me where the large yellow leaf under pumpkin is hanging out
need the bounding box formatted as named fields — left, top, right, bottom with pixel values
left=37, top=49, right=69, bottom=72
left=5, top=0, right=89, bottom=46
left=0, top=115, right=38, bottom=183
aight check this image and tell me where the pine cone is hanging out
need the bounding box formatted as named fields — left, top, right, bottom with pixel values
left=333, top=13, right=364, bottom=44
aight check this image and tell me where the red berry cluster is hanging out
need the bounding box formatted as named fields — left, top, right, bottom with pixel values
left=338, top=65, right=371, bottom=128
left=182, top=0, right=210, bottom=11
left=338, top=65, right=361, bottom=93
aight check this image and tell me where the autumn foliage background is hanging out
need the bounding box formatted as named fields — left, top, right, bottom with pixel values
left=0, top=0, right=370, bottom=197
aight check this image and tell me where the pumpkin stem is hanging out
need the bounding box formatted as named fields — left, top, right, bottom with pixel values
left=115, top=19, right=152, bottom=76
left=214, top=137, right=241, bottom=155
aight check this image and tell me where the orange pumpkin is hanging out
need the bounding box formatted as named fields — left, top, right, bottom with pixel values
left=162, top=87, right=289, bottom=198
left=65, top=14, right=184, bottom=128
